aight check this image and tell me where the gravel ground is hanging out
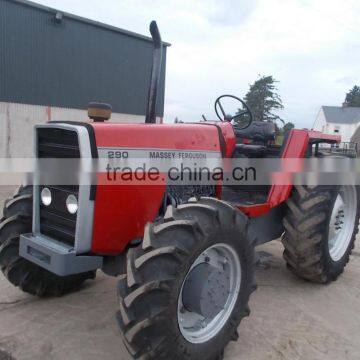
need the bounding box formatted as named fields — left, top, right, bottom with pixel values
left=0, top=186, right=360, bottom=360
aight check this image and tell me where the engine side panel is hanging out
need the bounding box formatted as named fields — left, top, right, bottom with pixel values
left=91, top=123, right=223, bottom=254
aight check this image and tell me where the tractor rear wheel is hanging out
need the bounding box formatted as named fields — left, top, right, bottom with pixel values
left=0, top=186, right=96, bottom=297
left=117, top=197, right=256, bottom=360
left=282, top=185, right=360, bottom=283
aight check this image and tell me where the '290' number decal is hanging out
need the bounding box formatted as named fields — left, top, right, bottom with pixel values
left=107, top=151, right=129, bottom=159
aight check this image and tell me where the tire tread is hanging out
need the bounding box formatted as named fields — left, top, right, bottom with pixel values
left=282, top=185, right=359, bottom=283
left=117, top=198, right=255, bottom=360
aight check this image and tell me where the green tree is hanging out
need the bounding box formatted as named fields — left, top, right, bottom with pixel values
left=238, top=75, right=284, bottom=123
left=283, top=122, right=295, bottom=132
left=274, top=121, right=295, bottom=145
left=345, top=85, right=360, bottom=107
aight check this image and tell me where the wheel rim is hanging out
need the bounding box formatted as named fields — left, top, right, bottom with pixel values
left=328, top=185, right=357, bottom=261
left=177, top=243, right=241, bottom=344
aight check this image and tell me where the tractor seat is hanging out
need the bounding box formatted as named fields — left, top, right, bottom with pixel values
left=233, top=121, right=276, bottom=143
left=233, top=144, right=266, bottom=158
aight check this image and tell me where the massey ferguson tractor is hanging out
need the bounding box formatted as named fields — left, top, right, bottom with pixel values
left=0, top=22, right=358, bottom=360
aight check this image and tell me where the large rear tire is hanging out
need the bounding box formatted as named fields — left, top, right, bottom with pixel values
left=282, top=185, right=360, bottom=283
left=0, top=186, right=96, bottom=297
left=117, top=197, right=256, bottom=360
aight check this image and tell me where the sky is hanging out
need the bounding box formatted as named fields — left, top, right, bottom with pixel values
left=35, top=0, right=360, bottom=128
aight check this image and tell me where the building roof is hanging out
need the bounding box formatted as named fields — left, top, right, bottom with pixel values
left=322, top=106, right=360, bottom=124
left=13, top=0, right=171, bottom=46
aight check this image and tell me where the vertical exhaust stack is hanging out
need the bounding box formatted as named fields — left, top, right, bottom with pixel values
left=145, top=21, right=163, bottom=124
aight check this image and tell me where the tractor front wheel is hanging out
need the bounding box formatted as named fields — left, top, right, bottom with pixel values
left=0, top=186, right=96, bottom=297
left=117, top=197, right=256, bottom=360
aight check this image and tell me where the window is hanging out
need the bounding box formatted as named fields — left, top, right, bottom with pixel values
left=334, top=126, right=340, bottom=134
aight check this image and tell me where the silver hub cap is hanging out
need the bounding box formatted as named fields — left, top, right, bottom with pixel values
left=177, top=243, right=241, bottom=344
left=329, top=185, right=357, bottom=261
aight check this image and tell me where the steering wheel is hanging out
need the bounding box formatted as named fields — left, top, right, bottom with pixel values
left=215, top=95, right=253, bottom=129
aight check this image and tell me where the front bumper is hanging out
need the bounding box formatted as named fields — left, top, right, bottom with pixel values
left=20, top=234, right=103, bottom=276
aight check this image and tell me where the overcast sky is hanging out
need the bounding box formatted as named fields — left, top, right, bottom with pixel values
left=35, top=0, right=360, bottom=128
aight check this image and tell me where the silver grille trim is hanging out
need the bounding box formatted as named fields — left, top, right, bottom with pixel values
left=33, top=123, right=95, bottom=254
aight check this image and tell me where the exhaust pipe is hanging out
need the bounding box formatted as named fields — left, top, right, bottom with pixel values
left=145, top=21, right=163, bottom=124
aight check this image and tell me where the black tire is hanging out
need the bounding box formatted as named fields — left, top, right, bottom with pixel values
left=0, top=186, right=96, bottom=297
left=282, top=185, right=360, bottom=283
left=117, top=197, right=256, bottom=360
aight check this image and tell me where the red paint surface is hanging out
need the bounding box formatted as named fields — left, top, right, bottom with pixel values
left=308, top=131, right=340, bottom=143
left=92, top=123, right=221, bottom=151
left=215, top=121, right=237, bottom=157
left=211, top=121, right=236, bottom=198
left=91, top=122, right=222, bottom=254
left=266, top=130, right=309, bottom=209
left=91, top=183, right=165, bottom=254
left=238, top=130, right=310, bottom=217
left=89, top=123, right=323, bottom=253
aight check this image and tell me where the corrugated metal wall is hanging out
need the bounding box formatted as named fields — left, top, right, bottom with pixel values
left=0, top=0, right=167, bottom=116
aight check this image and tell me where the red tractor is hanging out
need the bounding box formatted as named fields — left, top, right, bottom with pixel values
left=0, top=22, right=358, bottom=360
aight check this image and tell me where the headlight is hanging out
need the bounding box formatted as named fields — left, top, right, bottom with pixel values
left=66, top=194, right=78, bottom=214
left=41, top=187, right=52, bottom=206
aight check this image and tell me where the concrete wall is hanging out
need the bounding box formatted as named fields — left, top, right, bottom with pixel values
left=0, top=102, right=146, bottom=158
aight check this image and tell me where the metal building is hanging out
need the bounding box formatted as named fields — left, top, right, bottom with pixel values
left=0, top=0, right=169, bottom=157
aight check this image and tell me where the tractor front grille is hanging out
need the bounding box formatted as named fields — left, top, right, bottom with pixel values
left=37, top=128, right=80, bottom=247
left=37, top=127, right=80, bottom=158
left=39, top=185, right=78, bottom=246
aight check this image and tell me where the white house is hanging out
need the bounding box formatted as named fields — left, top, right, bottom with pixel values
left=313, top=105, right=360, bottom=142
